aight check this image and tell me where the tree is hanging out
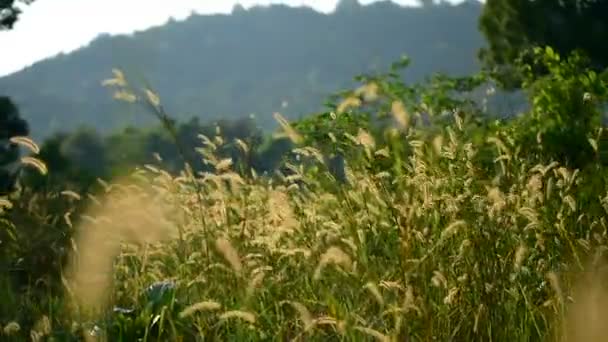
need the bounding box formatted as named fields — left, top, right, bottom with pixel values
left=479, top=0, right=608, bottom=88
left=335, top=0, right=361, bottom=13
left=0, top=96, right=29, bottom=194
left=59, top=127, right=109, bottom=187
left=0, top=0, right=35, bottom=30
left=232, top=3, right=246, bottom=15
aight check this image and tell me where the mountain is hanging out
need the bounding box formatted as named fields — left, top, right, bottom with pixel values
left=0, top=0, right=485, bottom=140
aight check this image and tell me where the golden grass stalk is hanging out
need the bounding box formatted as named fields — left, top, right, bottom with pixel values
left=215, top=237, right=243, bottom=275
left=9, top=136, right=40, bottom=154
left=273, top=112, right=303, bottom=144
left=219, top=310, right=256, bottom=324
left=354, top=326, right=391, bottom=342
left=281, top=300, right=314, bottom=330
left=313, top=246, right=353, bottom=280
left=20, top=156, right=48, bottom=175
left=178, top=301, right=222, bottom=319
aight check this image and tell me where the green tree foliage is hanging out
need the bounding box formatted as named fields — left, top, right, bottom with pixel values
left=335, top=0, right=362, bottom=13
left=0, top=0, right=34, bottom=29
left=479, top=0, right=608, bottom=88
left=25, top=116, right=266, bottom=191
left=0, top=96, right=28, bottom=195
left=508, top=47, right=608, bottom=169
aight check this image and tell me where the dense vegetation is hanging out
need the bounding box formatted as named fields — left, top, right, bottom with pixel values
left=3, top=1, right=608, bottom=341
left=479, top=0, right=608, bottom=88
left=0, top=0, right=485, bottom=140
left=0, top=0, right=35, bottom=30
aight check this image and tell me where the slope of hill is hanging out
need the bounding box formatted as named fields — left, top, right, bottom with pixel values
left=0, top=0, right=485, bottom=140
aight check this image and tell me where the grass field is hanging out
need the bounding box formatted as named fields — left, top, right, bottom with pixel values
left=3, top=54, right=608, bottom=341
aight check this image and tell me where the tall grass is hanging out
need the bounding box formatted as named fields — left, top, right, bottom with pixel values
left=2, top=62, right=608, bottom=341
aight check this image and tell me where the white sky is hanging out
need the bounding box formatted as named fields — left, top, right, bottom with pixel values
left=0, top=0, right=462, bottom=77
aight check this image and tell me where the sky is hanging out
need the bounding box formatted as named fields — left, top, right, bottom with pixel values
left=0, top=0, right=462, bottom=77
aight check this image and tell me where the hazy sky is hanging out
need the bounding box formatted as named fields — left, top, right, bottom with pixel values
left=0, top=0, right=461, bottom=77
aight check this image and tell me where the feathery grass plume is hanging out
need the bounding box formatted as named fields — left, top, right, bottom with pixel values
left=473, top=304, right=485, bottom=333
left=65, top=177, right=175, bottom=314
left=391, top=100, right=410, bottom=130
left=144, top=88, right=161, bottom=108
left=379, top=280, right=404, bottom=292
left=215, top=237, right=243, bottom=275
left=273, top=112, right=303, bottom=144
left=458, top=239, right=471, bottom=258
left=519, top=207, right=539, bottom=230
left=266, top=189, right=299, bottom=241
left=432, top=134, right=444, bottom=155
left=215, top=158, right=233, bottom=172
left=354, top=326, right=391, bottom=342
left=355, top=82, right=380, bottom=102
left=143, top=164, right=160, bottom=174
left=206, top=263, right=236, bottom=275
left=546, top=272, right=563, bottom=303
left=60, top=190, right=81, bottom=201
left=487, top=136, right=510, bottom=154
left=431, top=271, right=448, bottom=288
left=234, top=138, right=249, bottom=154
left=246, top=270, right=267, bottom=298
left=328, top=131, right=337, bottom=143
left=63, top=212, right=73, bottom=228
left=219, top=310, right=256, bottom=324
left=486, top=186, right=505, bottom=204
left=20, top=156, right=48, bottom=175
left=556, top=167, right=571, bottom=181
left=281, top=300, right=313, bottom=330
left=340, top=237, right=358, bottom=254
left=514, top=244, right=528, bottom=270
left=96, top=178, right=111, bottom=192
left=3, top=321, right=20, bottom=335
left=313, top=246, right=353, bottom=280
left=293, top=146, right=325, bottom=164
left=101, top=78, right=123, bottom=87
left=178, top=300, right=222, bottom=319
left=363, top=282, right=385, bottom=306
left=563, top=195, right=577, bottom=212
left=0, top=197, right=12, bottom=209
left=86, top=193, right=102, bottom=206
left=113, top=90, right=137, bottom=103
left=314, top=316, right=347, bottom=334
left=357, top=128, right=376, bottom=149
left=101, top=68, right=127, bottom=87
left=32, top=315, right=51, bottom=337
left=443, top=287, right=459, bottom=305
left=527, top=174, right=543, bottom=194
left=530, top=161, right=559, bottom=177
left=440, top=220, right=465, bottom=240
left=9, top=136, right=40, bottom=154
left=375, top=147, right=390, bottom=158
left=197, top=134, right=217, bottom=151
left=337, top=95, right=362, bottom=114
left=276, top=247, right=312, bottom=260
left=214, top=134, right=224, bottom=146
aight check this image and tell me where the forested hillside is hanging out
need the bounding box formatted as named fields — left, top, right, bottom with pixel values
left=0, top=0, right=484, bottom=140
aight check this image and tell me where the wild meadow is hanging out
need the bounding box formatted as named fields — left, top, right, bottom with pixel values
left=2, top=48, right=608, bottom=341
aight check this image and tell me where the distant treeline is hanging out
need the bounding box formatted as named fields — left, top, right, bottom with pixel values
left=22, top=116, right=299, bottom=191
